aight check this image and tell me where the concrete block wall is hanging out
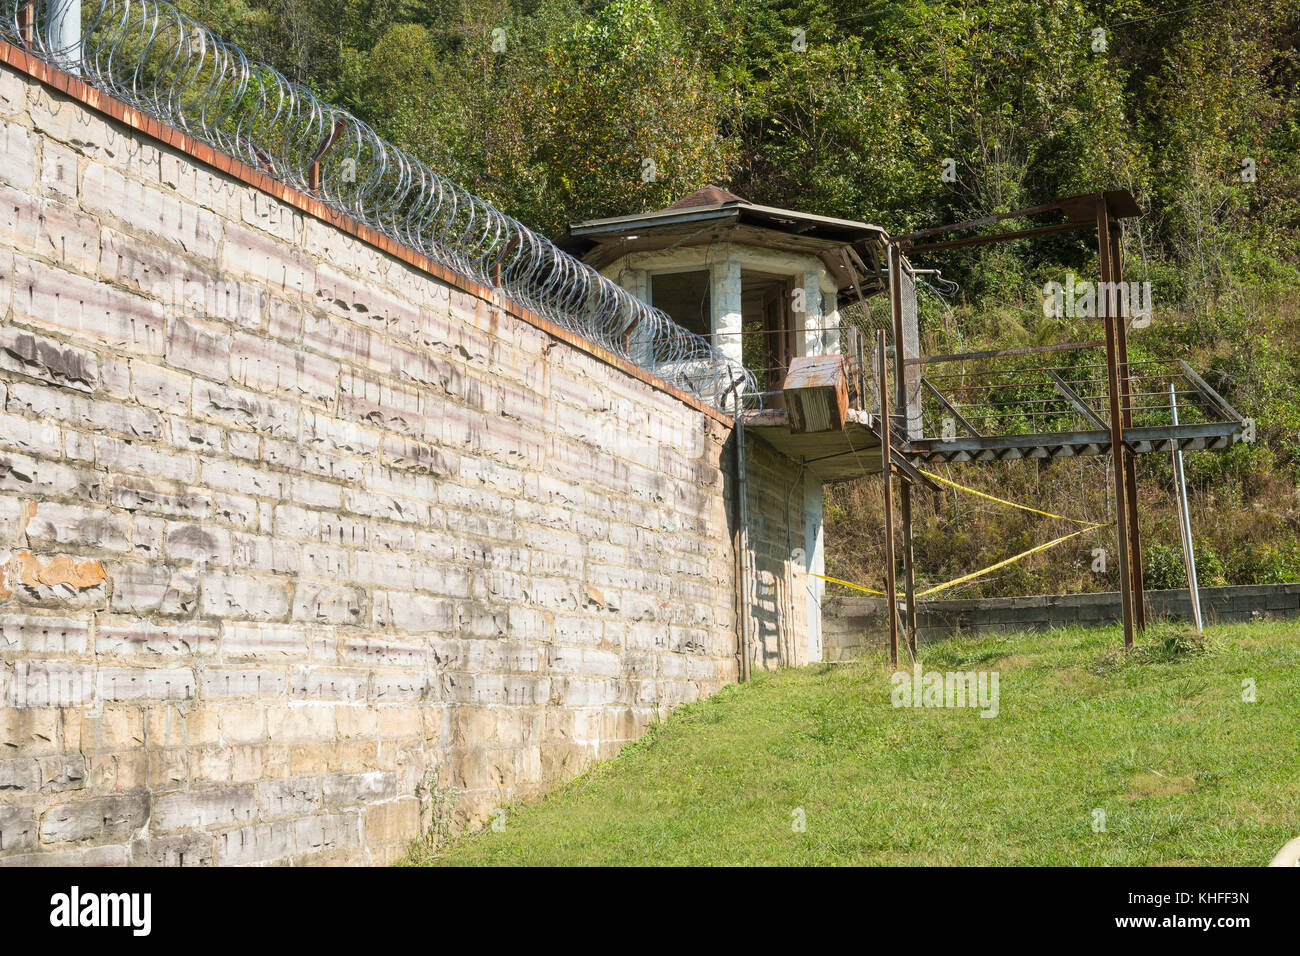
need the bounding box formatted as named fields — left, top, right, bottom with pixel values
left=824, top=583, right=1300, bottom=659
left=741, top=434, right=808, bottom=669
left=0, top=60, right=747, bottom=865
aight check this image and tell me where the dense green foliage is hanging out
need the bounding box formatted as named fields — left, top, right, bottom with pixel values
left=179, top=0, right=1297, bottom=260
left=404, top=620, right=1300, bottom=865
left=178, top=0, right=1300, bottom=594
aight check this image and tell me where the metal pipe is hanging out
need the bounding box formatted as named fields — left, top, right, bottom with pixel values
left=46, top=0, right=79, bottom=74
left=733, top=410, right=752, bottom=682
left=878, top=330, right=899, bottom=667
left=1170, top=384, right=1203, bottom=632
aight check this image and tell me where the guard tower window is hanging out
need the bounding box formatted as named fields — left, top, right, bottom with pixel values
left=650, top=270, right=711, bottom=339
left=741, top=270, right=796, bottom=406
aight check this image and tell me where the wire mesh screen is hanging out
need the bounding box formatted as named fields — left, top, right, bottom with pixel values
left=898, top=268, right=922, bottom=438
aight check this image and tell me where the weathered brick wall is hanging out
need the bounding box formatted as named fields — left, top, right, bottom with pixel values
left=0, top=61, right=746, bottom=865
left=824, top=583, right=1300, bottom=659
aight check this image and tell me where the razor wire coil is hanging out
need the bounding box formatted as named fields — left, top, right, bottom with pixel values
left=2, top=0, right=754, bottom=413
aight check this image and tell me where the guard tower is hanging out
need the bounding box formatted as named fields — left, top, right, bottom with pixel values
left=565, top=187, right=911, bottom=669
left=565, top=187, right=902, bottom=400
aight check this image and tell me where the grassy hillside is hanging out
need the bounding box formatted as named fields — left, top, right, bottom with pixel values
left=403, top=620, right=1300, bottom=866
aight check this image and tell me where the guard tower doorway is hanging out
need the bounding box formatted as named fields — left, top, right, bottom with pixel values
left=742, top=270, right=796, bottom=407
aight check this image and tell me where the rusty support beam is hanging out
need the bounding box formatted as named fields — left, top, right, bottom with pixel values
left=922, top=377, right=984, bottom=437
left=1047, top=370, right=1108, bottom=431
left=1110, top=221, right=1147, bottom=632
left=897, top=200, right=1065, bottom=242
left=907, top=340, right=1105, bottom=366
left=905, top=220, right=1088, bottom=254
left=1098, top=201, right=1135, bottom=649
left=878, top=330, right=899, bottom=667
left=901, top=481, right=917, bottom=658
left=18, top=2, right=34, bottom=47
left=307, top=119, right=344, bottom=191
left=838, top=248, right=872, bottom=410
left=888, top=445, right=941, bottom=493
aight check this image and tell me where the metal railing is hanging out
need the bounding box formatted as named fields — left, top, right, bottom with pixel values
left=917, top=351, right=1236, bottom=440
left=1, top=0, right=754, bottom=413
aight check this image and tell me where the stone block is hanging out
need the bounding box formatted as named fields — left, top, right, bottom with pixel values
left=0, top=613, right=89, bottom=654
left=193, top=380, right=298, bottom=440
left=39, top=793, right=148, bottom=844
left=219, top=222, right=314, bottom=296
left=0, top=325, right=97, bottom=391
left=0, top=123, right=35, bottom=190
left=199, top=573, right=292, bottom=622
left=289, top=667, right=368, bottom=702
left=7, top=380, right=163, bottom=440
left=0, top=804, right=37, bottom=854
left=152, top=784, right=257, bottom=831
left=231, top=331, right=337, bottom=406
left=292, top=583, right=366, bottom=625
left=259, top=777, right=321, bottom=818
left=129, top=360, right=193, bottom=411
left=294, top=812, right=362, bottom=857
left=25, top=502, right=130, bottom=554
left=110, top=564, right=198, bottom=616
left=166, top=316, right=230, bottom=381
left=214, top=821, right=294, bottom=866
left=97, top=666, right=196, bottom=703
left=164, top=521, right=232, bottom=566
left=220, top=622, right=308, bottom=659
left=322, top=771, right=398, bottom=808
left=82, top=161, right=220, bottom=259
left=200, top=668, right=286, bottom=699
left=11, top=255, right=165, bottom=354
left=131, top=831, right=214, bottom=867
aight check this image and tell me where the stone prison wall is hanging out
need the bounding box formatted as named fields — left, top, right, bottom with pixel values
left=0, top=55, right=807, bottom=865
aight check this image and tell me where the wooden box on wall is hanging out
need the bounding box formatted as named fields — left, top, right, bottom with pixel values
left=784, top=355, right=848, bottom=434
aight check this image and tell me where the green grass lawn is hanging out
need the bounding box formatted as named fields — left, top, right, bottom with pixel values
left=403, top=620, right=1300, bottom=866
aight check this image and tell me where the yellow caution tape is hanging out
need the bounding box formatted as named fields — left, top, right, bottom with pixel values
left=914, top=524, right=1104, bottom=598
left=808, top=572, right=888, bottom=597
left=810, top=465, right=1106, bottom=600
left=812, top=523, right=1102, bottom=601
left=812, top=522, right=1103, bottom=601
left=919, top=469, right=1097, bottom=526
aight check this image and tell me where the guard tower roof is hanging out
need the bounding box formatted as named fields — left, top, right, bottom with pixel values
left=562, top=186, right=893, bottom=298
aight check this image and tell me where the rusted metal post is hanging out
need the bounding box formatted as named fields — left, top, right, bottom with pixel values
left=878, top=330, right=899, bottom=667
left=1098, top=201, right=1135, bottom=649
left=901, top=481, right=917, bottom=657
left=307, top=120, right=344, bottom=192
left=18, top=2, right=35, bottom=47
left=1110, top=222, right=1147, bottom=632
